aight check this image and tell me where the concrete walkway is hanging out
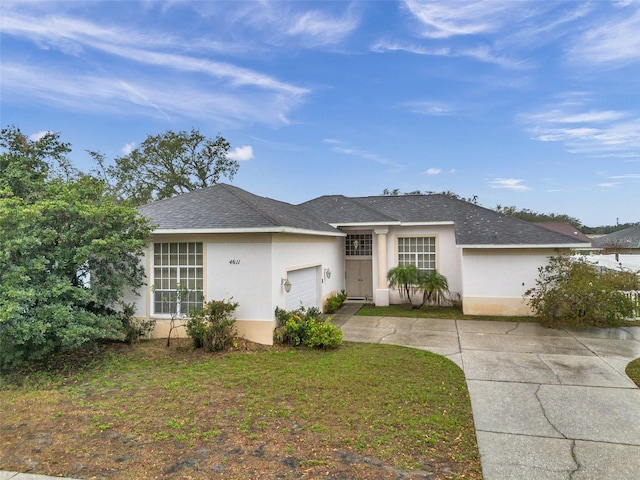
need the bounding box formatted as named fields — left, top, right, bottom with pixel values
left=332, top=304, right=640, bottom=480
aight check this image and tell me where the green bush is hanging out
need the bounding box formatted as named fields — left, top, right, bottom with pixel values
left=120, top=303, right=155, bottom=344
left=525, top=254, right=640, bottom=328
left=186, top=299, right=239, bottom=351
left=324, top=290, right=347, bottom=314
left=274, top=306, right=342, bottom=349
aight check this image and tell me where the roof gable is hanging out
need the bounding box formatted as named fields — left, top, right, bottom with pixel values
left=138, top=184, right=340, bottom=235
left=593, top=225, right=640, bottom=249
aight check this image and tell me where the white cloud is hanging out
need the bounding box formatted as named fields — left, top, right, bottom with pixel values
left=402, top=0, right=518, bottom=39
left=424, top=168, right=441, bottom=175
left=404, top=100, right=454, bottom=116
left=568, top=3, right=640, bottom=66
left=490, top=178, right=531, bottom=191
left=28, top=130, right=51, bottom=141
left=286, top=8, right=359, bottom=46
left=121, top=142, right=136, bottom=155
left=597, top=182, right=622, bottom=188
left=228, top=145, right=254, bottom=161
left=520, top=102, right=640, bottom=157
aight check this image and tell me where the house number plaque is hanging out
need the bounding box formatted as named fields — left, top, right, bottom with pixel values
left=229, top=259, right=241, bottom=265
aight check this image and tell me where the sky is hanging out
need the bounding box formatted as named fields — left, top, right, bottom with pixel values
left=1, top=0, right=639, bottom=227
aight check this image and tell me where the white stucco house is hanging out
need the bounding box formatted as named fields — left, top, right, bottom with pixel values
left=127, top=183, right=590, bottom=345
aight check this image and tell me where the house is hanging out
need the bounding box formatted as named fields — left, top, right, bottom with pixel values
left=592, top=225, right=640, bottom=254
left=126, top=184, right=590, bottom=345
left=535, top=222, right=595, bottom=252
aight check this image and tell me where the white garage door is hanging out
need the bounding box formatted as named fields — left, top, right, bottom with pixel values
left=286, top=267, right=320, bottom=311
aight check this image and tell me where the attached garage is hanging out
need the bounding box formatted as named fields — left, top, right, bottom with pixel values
left=286, top=266, right=321, bottom=311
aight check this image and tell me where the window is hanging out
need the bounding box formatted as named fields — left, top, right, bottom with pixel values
left=153, top=242, right=203, bottom=315
left=398, top=237, right=436, bottom=272
left=346, top=234, right=372, bottom=256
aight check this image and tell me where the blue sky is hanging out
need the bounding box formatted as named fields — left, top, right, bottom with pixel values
left=1, top=1, right=638, bottom=227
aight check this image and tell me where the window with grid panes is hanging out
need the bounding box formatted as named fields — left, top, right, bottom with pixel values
left=345, top=234, right=372, bottom=256
left=397, top=237, right=436, bottom=272
left=153, top=242, right=203, bottom=315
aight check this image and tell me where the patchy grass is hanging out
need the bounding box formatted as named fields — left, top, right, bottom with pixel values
left=0, top=339, right=481, bottom=480
left=626, top=358, right=640, bottom=388
left=357, top=303, right=535, bottom=322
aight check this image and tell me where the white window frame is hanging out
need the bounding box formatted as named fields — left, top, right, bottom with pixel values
left=152, top=242, right=203, bottom=316
left=397, top=236, right=436, bottom=272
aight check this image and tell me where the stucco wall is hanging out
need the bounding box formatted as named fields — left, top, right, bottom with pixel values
left=126, top=231, right=344, bottom=346
left=384, top=224, right=462, bottom=305
left=461, top=248, right=555, bottom=316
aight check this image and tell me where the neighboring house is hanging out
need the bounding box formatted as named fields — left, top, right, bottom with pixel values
left=592, top=225, right=640, bottom=254
left=535, top=222, right=595, bottom=252
left=127, top=184, right=590, bottom=345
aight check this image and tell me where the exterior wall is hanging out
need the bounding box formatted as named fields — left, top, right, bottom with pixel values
left=384, top=225, right=462, bottom=305
left=126, top=231, right=344, bottom=346
left=461, top=248, right=560, bottom=316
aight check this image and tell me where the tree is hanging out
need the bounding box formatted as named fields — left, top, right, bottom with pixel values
left=525, top=254, right=640, bottom=328
left=0, top=126, right=152, bottom=368
left=418, top=270, right=449, bottom=308
left=495, top=205, right=582, bottom=229
left=387, top=264, right=420, bottom=305
left=382, top=188, right=479, bottom=204
left=95, top=129, right=239, bottom=206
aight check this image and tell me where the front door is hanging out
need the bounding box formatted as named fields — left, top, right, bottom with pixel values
left=346, top=259, right=373, bottom=300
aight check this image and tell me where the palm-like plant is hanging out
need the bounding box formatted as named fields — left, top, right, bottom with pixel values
left=418, top=270, right=449, bottom=308
left=387, top=264, right=420, bottom=305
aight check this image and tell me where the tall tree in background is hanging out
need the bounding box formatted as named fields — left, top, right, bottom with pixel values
left=0, top=126, right=152, bottom=368
left=94, top=129, right=239, bottom=206
left=495, top=205, right=582, bottom=228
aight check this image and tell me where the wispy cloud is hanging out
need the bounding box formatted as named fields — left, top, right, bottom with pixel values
left=228, top=145, right=254, bottom=161
left=568, top=2, right=640, bottom=66
left=403, top=100, right=454, bottom=116
left=371, top=39, right=526, bottom=69
left=0, top=7, right=309, bottom=124
left=490, top=178, right=531, bottom=191
left=519, top=100, right=640, bottom=157
left=597, top=182, right=622, bottom=188
left=424, top=168, right=441, bottom=175
left=326, top=139, right=398, bottom=167
left=402, top=0, right=519, bottom=39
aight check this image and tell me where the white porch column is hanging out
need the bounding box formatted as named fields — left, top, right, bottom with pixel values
left=374, top=228, right=390, bottom=306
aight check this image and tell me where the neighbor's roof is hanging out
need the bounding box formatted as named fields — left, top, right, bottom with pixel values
left=300, top=194, right=591, bottom=247
left=592, top=225, right=640, bottom=249
left=138, top=183, right=341, bottom=236
left=534, top=222, right=594, bottom=244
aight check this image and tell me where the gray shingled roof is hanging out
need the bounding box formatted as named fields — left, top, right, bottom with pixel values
left=300, top=194, right=591, bottom=246
left=138, top=183, right=340, bottom=235
left=592, top=225, right=640, bottom=249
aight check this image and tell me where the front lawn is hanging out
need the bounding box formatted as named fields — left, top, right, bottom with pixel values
left=627, top=358, right=640, bottom=388
left=0, top=340, right=481, bottom=479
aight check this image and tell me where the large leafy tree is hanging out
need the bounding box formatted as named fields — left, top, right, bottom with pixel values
left=0, top=126, right=152, bottom=368
left=94, top=128, right=239, bottom=206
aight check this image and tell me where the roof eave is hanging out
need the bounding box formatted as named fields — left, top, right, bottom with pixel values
left=458, top=243, right=592, bottom=249
left=152, top=227, right=345, bottom=237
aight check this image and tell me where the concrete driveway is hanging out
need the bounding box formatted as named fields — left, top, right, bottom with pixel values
left=332, top=306, right=640, bottom=480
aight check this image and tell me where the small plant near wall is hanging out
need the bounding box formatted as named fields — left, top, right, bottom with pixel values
left=186, top=298, right=239, bottom=351
left=274, top=307, right=342, bottom=349
left=525, top=254, right=640, bottom=328
left=324, top=290, right=347, bottom=314
left=119, top=303, right=155, bottom=344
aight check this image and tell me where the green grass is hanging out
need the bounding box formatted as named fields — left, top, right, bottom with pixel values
left=357, top=303, right=535, bottom=322
left=626, top=358, right=640, bottom=388
left=0, top=340, right=481, bottom=479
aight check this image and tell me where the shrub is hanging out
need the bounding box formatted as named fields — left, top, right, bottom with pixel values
left=324, top=290, right=347, bottom=314
left=525, top=254, right=640, bottom=328
left=120, top=303, right=155, bottom=344
left=186, top=299, right=239, bottom=351
left=274, top=306, right=342, bottom=349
